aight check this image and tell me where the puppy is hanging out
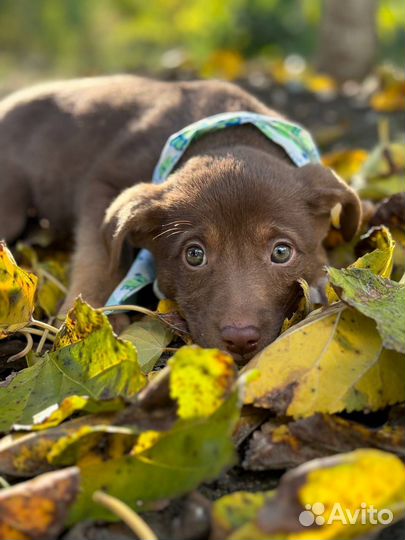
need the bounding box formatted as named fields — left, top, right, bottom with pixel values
left=0, top=75, right=361, bottom=362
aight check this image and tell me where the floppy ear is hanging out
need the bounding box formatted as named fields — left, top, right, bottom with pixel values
left=102, top=183, right=167, bottom=272
left=299, top=163, right=362, bottom=241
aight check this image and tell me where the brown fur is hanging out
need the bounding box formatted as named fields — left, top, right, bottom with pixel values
left=0, top=75, right=361, bottom=362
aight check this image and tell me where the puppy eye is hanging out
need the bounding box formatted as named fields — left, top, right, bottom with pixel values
left=271, top=243, right=293, bottom=264
left=185, top=244, right=207, bottom=267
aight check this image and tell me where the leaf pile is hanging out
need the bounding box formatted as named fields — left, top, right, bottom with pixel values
left=0, top=129, right=404, bottom=538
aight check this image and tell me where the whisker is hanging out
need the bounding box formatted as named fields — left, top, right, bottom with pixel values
left=165, top=230, right=186, bottom=239
left=153, top=228, right=187, bottom=240
left=162, top=220, right=192, bottom=227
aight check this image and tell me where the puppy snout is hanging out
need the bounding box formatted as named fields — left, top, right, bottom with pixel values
left=221, top=325, right=260, bottom=356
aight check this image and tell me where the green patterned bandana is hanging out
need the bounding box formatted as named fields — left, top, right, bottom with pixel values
left=106, top=111, right=321, bottom=308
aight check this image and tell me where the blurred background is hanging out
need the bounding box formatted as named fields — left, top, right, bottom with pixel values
left=0, top=0, right=402, bottom=88
left=0, top=0, right=403, bottom=153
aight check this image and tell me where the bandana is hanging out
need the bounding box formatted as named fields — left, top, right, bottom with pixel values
left=105, top=111, right=321, bottom=308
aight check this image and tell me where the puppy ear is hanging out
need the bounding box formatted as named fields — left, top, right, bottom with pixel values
left=300, top=163, right=362, bottom=241
left=102, top=183, right=166, bottom=272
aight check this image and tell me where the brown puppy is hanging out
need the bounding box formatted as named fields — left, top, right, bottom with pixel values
left=0, top=75, right=361, bottom=362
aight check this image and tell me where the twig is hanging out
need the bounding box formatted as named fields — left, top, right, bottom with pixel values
left=93, top=490, right=158, bottom=540
left=98, top=305, right=157, bottom=319
left=162, top=347, right=179, bottom=353
left=30, top=318, right=59, bottom=334
left=37, top=267, right=68, bottom=294
left=7, top=332, right=33, bottom=363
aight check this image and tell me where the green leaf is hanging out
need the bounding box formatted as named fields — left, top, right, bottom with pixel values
left=328, top=267, right=405, bottom=354
left=326, top=226, right=394, bottom=303
left=68, top=346, right=240, bottom=523
left=120, top=318, right=173, bottom=373
left=0, top=299, right=146, bottom=431
left=351, top=226, right=394, bottom=278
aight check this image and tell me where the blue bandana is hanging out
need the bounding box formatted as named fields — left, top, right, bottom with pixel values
left=106, top=111, right=321, bottom=308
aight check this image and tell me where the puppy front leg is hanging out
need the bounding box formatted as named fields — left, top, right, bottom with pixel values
left=59, top=184, right=126, bottom=315
left=60, top=223, right=118, bottom=314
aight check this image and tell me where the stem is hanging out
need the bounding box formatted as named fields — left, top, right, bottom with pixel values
left=378, top=117, right=390, bottom=146
left=37, top=267, right=68, bottom=294
left=98, top=305, right=157, bottom=319
left=93, top=491, right=157, bottom=540
left=0, top=476, right=10, bottom=489
left=8, top=332, right=33, bottom=363
left=22, top=327, right=55, bottom=342
left=30, top=319, right=59, bottom=334
left=36, top=328, right=50, bottom=354
left=162, top=347, right=179, bottom=353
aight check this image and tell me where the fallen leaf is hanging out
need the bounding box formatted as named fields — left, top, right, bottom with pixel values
left=355, top=142, right=405, bottom=201
left=211, top=490, right=274, bottom=540
left=69, top=346, right=240, bottom=523
left=370, top=193, right=405, bottom=231
left=371, top=80, right=405, bottom=112
left=28, top=395, right=126, bottom=430
left=243, top=411, right=405, bottom=470
left=120, top=317, right=173, bottom=373
left=352, top=226, right=394, bottom=278
left=281, top=279, right=313, bottom=333
left=230, top=449, right=405, bottom=539
left=326, top=225, right=394, bottom=303
left=328, top=267, right=405, bottom=353
left=256, top=449, right=405, bottom=540
left=201, top=50, right=245, bottom=80
left=157, top=300, right=191, bottom=343
left=0, top=414, right=128, bottom=478
left=232, top=406, right=269, bottom=447
left=322, top=149, right=368, bottom=182
left=369, top=196, right=405, bottom=280
left=243, top=302, right=405, bottom=417
left=53, top=296, right=109, bottom=348
left=168, top=346, right=237, bottom=419
left=0, top=467, right=79, bottom=540
left=0, top=242, right=38, bottom=338
left=16, top=243, right=69, bottom=318
left=0, top=298, right=146, bottom=431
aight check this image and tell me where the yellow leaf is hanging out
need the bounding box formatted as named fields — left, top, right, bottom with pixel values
left=281, top=279, right=313, bottom=333
left=0, top=242, right=38, bottom=338
left=243, top=303, right=405, bottom=418
left=169, top=346, right=237, bottom=419
left=201, top=50, right=245, bottom=80
left=371, top=81, right=405, bottom=112
left=322, top=149, right=368, bottom=182
left=157, top=299, right=178, bottom=314
left=296, top=450, right=405, bottom=539
left=304, top=73, right=337, bottom=95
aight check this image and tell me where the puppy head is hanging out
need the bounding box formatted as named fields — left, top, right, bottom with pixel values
left=104, top=150, right=361, bottom=363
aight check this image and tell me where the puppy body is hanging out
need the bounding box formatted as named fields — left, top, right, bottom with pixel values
left=0, top=75, right=360, bottom=361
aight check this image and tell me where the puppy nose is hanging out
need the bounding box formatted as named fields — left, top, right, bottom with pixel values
left=221, top=325, right=260, bottom=356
